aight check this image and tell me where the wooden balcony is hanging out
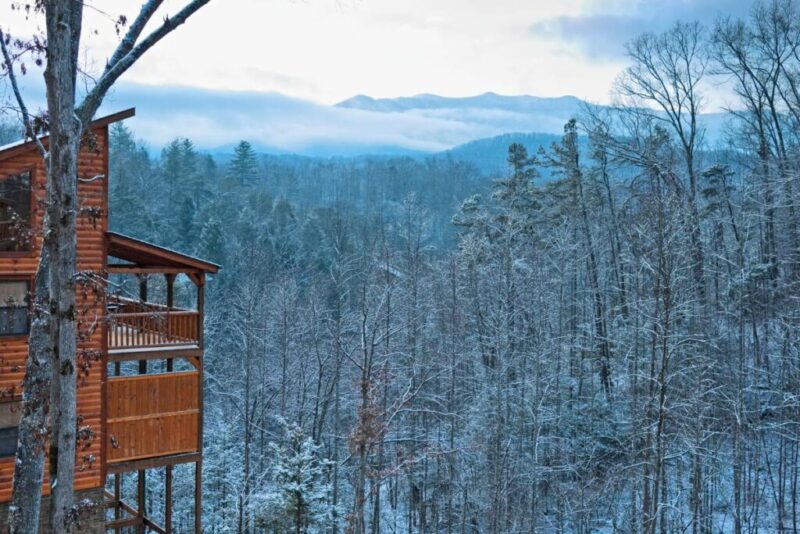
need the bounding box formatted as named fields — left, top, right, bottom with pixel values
left=108, top=297, right=200, bottom=353
left=102, top=231, right=217, bottom=533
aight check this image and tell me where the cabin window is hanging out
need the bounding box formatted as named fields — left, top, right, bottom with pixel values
left=0, top=170, right=32, bottom=252
left=0, top=280, right=29, bottom=336
left=0, top=400, right=20, bottom=457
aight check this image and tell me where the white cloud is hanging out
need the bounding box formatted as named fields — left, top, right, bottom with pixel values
left=1, top=0, right=626, bottom=104
left=98, top=82, right=583, bottom=153
left=0, top=0, right=745, bottom=147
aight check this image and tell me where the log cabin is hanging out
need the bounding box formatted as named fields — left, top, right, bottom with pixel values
left=0, top=108, right=218, bottom=533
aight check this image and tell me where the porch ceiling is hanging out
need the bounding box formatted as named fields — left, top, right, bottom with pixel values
left=106, top=231, right=219, bottom=275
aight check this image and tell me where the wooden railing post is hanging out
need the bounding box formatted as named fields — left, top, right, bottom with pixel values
left=166, top=274, right=175, bottom=308
left=138, top=274, right=148, bottom=303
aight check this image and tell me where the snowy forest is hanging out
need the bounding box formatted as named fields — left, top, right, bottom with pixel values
left=7, top=2, right=800, bottom=533
left=111, top=7, right=800, bottom=533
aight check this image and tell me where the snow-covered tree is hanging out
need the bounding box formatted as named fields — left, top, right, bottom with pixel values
left=252, top=422, right=339, bottom=534
left=229, top=140, right=259, bottom=186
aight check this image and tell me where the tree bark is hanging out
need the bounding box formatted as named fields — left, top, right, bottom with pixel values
left=43, top=2, right=83, bottom=530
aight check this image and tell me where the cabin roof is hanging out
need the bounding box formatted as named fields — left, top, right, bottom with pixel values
left=0, top=108, right=136, bottom=163
left=107, top=231, right=220, bottom=274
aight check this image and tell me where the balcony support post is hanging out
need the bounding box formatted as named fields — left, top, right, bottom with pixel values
left=163, top=273, right=177, bottom=532
left=137, top=274, right=148, bottom=534
left=137, top=469, right=145, bottom=534
left=195, top=273, right=204, bottom=534
left=113, top=472, right=121, bottom=533
left=165, top=465, right=173, bottom=533
left=195, top=460, right=202, bottom=534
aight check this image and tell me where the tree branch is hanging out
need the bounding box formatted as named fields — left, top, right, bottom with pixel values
left=76, top=0, right=210, bottom=125
left=0, top=27, right=48, bottom=160
left=106, top=0, right=164, bottom=69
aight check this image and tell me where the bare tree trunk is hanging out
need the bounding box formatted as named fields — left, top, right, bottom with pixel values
left=557, top=120, right=612, bottom=399
left=447, top=259, right=458, bottom=534
left=370, top=247, right=393, bottom=534
left=353, top=400, right=369, bottom=534
left=45, top=123, right=80, bottom=533
left=594, top=145, right=628, bottom=317
left=352, top=285, right=376, bottom=534
left=239, top=327, right=252, bottom=534
left=43, top=3, right=83, bottom=529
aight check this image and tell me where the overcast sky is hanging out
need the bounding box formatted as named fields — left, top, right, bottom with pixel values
left=3, top=0, right=753, bottom=105
left=0, top=1, right=754, bottom=152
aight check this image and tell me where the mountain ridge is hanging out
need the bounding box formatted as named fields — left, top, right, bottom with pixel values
left=335, top=92, right=587, bottom=115
left=96, top=83, right=729, bottom=157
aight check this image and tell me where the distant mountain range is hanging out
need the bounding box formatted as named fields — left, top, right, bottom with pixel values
left=4, top=80, right=728, bottom=163
left=336, top=92, right=586, bottom=117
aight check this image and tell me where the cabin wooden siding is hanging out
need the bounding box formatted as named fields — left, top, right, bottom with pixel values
left=0, top=126, right=108, bottom=502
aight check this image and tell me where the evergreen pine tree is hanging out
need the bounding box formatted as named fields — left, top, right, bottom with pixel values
left=229, top=140, right=259, bottom=186
left=109, top=123, right=155, bottom=238
left=199, top=216, right=226, bottom=265
left=252, top=422, right=338, bottom=534
left=176, top=196, right=197, bottom=251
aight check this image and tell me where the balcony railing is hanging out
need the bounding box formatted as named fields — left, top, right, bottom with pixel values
left=108, top=296, right=200, bottom=350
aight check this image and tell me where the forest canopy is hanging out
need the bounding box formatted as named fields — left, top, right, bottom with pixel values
left=1, top=0, right=797, bottom=531
left=103, top=4, right=800, bottom=531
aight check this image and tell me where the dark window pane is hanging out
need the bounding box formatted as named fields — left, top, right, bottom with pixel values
left=0, top=427, right=18, bottom=457
left=0, top=171, right=31, bottom=252
left=0, top=307, right=28, bottom=335
left=0, top=281, right=29, bottom=335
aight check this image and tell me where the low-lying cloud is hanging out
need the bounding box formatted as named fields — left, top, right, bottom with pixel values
left=3, top=78, right=727, bottom=156
left=98, top=83, right=587, bottom=155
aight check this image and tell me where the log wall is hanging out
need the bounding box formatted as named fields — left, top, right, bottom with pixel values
left=0, top=127, right=108, bottom=502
